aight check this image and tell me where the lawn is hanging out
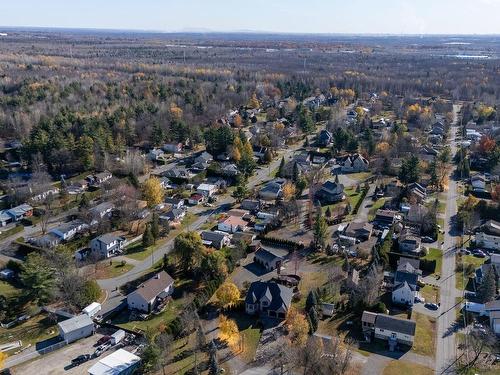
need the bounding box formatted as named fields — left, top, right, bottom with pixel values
left=456, top=255, right=486, bottom=290
left=383, top=361, right=433, bottom=375
left=295, top=271, right=328, bottom=309
left=368, top=198, right=386, bottom=221
left=420, top=285, right=439, bottom=304
left=347, top=172, right=372, bottom=182
left=239, top=327, right=262, bottom=362
left=437, top=218, right=445, bottom=242
left=0, top=225, right=23, bottom=240
left=0, top=314, right=58, bottom=353
left=412, top=312, right=436, bottom=357
left=124, top=241, right=153, bottom=261
left=163, top=333, right=208, bottom=375
left=95, top=261, right=134, bottom=279
left=422, top=248, right=442, bottom=277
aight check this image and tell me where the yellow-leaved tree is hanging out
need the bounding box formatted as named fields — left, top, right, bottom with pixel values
left=143, top=177, right=165, bottom=207
left=216, top=281, right=241, bottom=308
left=0, top=352, right=7, bottom=369
left=169, top=104, right=183, bottom=121
left=219, top=314, right=239, bottom=348
left=247, top=93, right=260, bottom=109
left=282, top=182, right=296, bottom=201
left=285, top=306, right=309, bottom=347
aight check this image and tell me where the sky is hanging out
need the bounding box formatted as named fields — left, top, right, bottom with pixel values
left=1, top=0, right=500, bottom=35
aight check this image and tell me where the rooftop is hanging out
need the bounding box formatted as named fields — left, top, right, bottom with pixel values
left=57, top=314, right=93, bottom=334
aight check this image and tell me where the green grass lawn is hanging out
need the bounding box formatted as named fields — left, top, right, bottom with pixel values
left=368, top=198, right=386, bottom=221
left=96, top=261, right=134, bottom=279
left=0, top=225, right=23, bottom=240
left=124, top=241, right=153, bottom=261
left=412, top=312, right=436, bottom=357
left=239, top=327, right=262, bottom=362
left=0, top=314, right=58, bottom=352
left=420, top=285, right=439, bottom=304
left=347, top=172, right=372, bottom=182
left=423, top=248, right=442, bottom=277
left=383, top=361, right=433, bottom=375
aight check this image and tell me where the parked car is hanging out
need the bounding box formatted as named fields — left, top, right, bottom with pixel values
left=422, top=236, right=434, bottom=243
left=473, top=250, right=486, bottom=258
left=425, top=303, right=439, bottom=310
left=71, top=354, right=91, bottom=366
left=95, top=335, right=111, bottom=347
left=94, top=343, right=111, bottom=357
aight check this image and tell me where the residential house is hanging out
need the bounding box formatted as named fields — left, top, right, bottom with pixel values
left=196, top=183, right=217, bottom=197
left=240, top=199, right=261, bottom=213
left=188, top=193, right=204, bottom=205
left=31, top=187, right=60, bottom=202
left=374, top=209, right=398, bottom=228
left=201, top=231, right=231, bottom=249
left=164, top=167, right=194, bottom=181
left=221, top=163, right=239, bottom=177
left=6, top=203, right=33, bottom=222
left=470, top=174, right=487, bottom=194
left=484, top=300, right=500, bottom=335
left=362, top=311, right=416, bottom=348
left=89, top=202, right=114, bottom=222
left=392, top=260, right=420, bottom=306
left=475, top=220, right=500, bottom=251
left=194, top=151, right=213, bottom=165
left=0, top=211, right=10, bottom=227
left=316, top=180, right=345, bottom=204
left=50, top=220, right=89, bottom=241
left=127, top=271, right=175, bottom=313
left=32, top=233, right=61, bottom=248
left=90, top=233, right=125, bottom=258
left=259, top=180, right=284, bottom=201
left=163, top=142, right=183, bottom=153
left=474, top=263, right=496, bottom=286
left=93, top=171, right=112, bottom=185
left=218, top=216, right=247, bottom=233
left=245, top=281, right=293, bottom=319
left=318, top=129, right=333, bottom=147
left=165, top=197, right=184, bottom=210
left=407, top=182, right=427, bottom=203
left=339, top=154, right=369, bottom=173
left=159, top=177, right=173, bottom=189
left=398, top=228, right=422, bottom=255
left=406, top=204, right=428, bottom=224
left=254, top=247, right=288, bottom=272
left=88, top=349, right=141, bottom=375
left=345, top=222, right=373, bottom=241
left=148, top=148, right=165, bottom=162
left=162, top=208, right=186, bottom=222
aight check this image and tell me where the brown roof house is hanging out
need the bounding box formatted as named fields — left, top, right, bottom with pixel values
left=127, top=271, right=174, bottom=313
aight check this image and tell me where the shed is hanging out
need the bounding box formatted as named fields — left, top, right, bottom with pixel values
left=58, top=314, right=95, bottom=343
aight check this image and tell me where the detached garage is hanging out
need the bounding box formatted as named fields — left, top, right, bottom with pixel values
left=57, top=314, right=95, bottom=344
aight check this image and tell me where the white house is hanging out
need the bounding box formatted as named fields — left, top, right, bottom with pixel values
left=58, top=314, right=95, bottom=344
left=218, top=216, right=247, bottom=233
left=90, top=233, right=125, bottom=258
left=339, top=154, right=369, bottom=173
left=127, top=271, right=174, bottom=313
left=392, top=282, right=416, bottom=306
left=196, top=183, right=217, bottom=197
left=362, top=312, right=416, bottom=348
left=475, top=220, right=500, bottom=251
left=31, top=187, right=60, bottom=202
left=50, top=220, right=89, bottom=241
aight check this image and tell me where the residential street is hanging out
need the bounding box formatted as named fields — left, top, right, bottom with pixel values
left=435, top=105, right=462, bottom=374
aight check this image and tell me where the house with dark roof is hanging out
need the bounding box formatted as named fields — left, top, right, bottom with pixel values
left=374, top=209, right=398, bottom=228
left=392, top=260, right=421, bottom=306
left=339, top=154, right=369, bottom=173
left=362, top=311, right=416, bottom=348
left=245, top=281, right=294, bottom=319
left=470, top=174, right=486, bottom=194
left=318, top=129, right=333, bottom=147
left=165, top=197, right=184, bottom=210
left=240, top=199, right=261, bottom=213
left=407, top=182, right=427, bottom=202
left=345, top=222, right=373, bottom=241
left=475, top=220, right=500, bottom=251
left=162, top=208, right=186, bottom=222
left=316, top=180, right=345, bottom=204
left=259, top=180, right=284, bottom=201
left=254, top=247, right=288, bottom=272
left=127, top=271, right=174, bottom=313
left=201, top=231, right=231, bottom=249
left=398, top=228, right=422, bottom=255
left=90, top=233, right=125, bottom=258
left=6, top=203, right=33, bottom=222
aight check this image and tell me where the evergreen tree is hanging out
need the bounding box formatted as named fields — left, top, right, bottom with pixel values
left=142, top=223, right=154, bottom=248
left=313, top=212, right=328, bottom=250
left=399, top=155, right=421, bottom=184
left=325, top=206, right=332, bottom=218
left=308, top=307, right=319, bottom=333
left=478, top=266, right=497, bottom=303
left=79, top=193, right=90, bottom=210
left=151, top=213, right=160, bottom=243
left=208, top=341, right=220, bottom=375
left=305, top=290, right=318, bottom=312
left=277, top=157, right=285, bottom=177
left=292, top=162, right=299, bottom=182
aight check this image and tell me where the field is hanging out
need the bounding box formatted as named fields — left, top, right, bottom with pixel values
left=412, top=313, right=436, bottom=357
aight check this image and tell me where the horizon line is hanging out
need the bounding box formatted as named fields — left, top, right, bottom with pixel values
left=1, top=25, right=500, bottom=37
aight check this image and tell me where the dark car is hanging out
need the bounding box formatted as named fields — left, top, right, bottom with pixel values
left=95, top=335, right=111, bottom=347
left=422, top=236, right=434, bottom=243
left=425, top=303, right=439, bottom=310
left=71, top=354, right=91, bottom=365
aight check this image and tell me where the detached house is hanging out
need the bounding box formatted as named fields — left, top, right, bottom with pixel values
left=475, top=220, right=500, bottom=251
left=254, top=247, right=288, bottom=272
left=127, top=271, right=174, bottom=313
left=50, top=220, right=89, bottom=241
left=6, top=204, right=33, bottom=222
left=398, top=228, right=422, bottom=255
left=407, top=182, right=427, bottom=202
left=245, top=281, right=293, bottom=319
left=259, top=180, right=284, bottom=201
left=218, top=216, right=247, bottom=233
left=90, top=233, right=125, bottom=259
left=362, top=311, right=416, bottom=349
left=339, top=154, right=369, bottom=173
left=316, top=180, right=345, bottom=204
left=392, top=260, right=421, bottom=306
left=201, top=231, right=231, bottom=249
left=163, top=142, right=183, bottom=153
left=318, top=129, right=333, bottom=147
left=470, top=174, right=486, bottom=194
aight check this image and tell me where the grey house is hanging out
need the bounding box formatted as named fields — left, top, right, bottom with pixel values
left=90, top=233, right=125, bottom=258
left=254, top=247, right=288, bottom=272
left=58, top=314, right=95, bottom=344
left=245, top=281, right=293, bottom=319
left=316, top=180, right=345, bottom=204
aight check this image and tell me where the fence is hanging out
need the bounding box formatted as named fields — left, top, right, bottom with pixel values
left=37, top=340, right=66, bottom=355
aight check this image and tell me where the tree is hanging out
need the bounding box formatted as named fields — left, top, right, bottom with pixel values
left=478, top=135, right=496, bottom=154
left=295, top=177, right=307, bottom=198
left=20, top=253, right=56, bottom=304
left=456, top=330, right=497, bottom=374
left=216, top=281, right=240, bottom=308
left=151, top=212, right=160, bottom=243
left=79, top=193, right=90, bottom=210
left=477, top=266, right=496, bottom=303
left=325, top=206, right=332, bottom=218
left=81, top=280, right=101, bottom=306
left=308, top=308, right=319, bottom=333
left=173, top=231, right=204, bottom=274
left=277, top=157, right=285, bottom=177
left=305, top=290, right=318, bottom=313
left=285, top=307, right=309, bottom=347
left=143, top=177, right=165, bottom=208
left=201, top=251, right=228, bottom=280
left=219, top=314, right=239, bottom=347
left=0, top=352, right=7, bottom=369
left=233, top=181, right=248, bottom=202
left=142, top=223, right=154, bottom=248
left=233, top=114, right=243, bottom=127
left=208, top=341, right=220, bottom=375
left=247, top=93, right=260, bottom=109
left=282, top=182, right=296, bottom=201
left=399, top=155, right=421, bottom=184
left=77, top=135, right=95, bottom=170
left=264, top=149, right=273, bottom=164
left=313, top=212, right=328, bottom=250
left=142, top=341, right=161, bottom=373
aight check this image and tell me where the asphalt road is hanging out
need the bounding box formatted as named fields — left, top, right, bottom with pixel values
left=435, top=105, right=462, bottom=374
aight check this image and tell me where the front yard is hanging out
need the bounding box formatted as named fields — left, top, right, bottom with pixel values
left=422, top=248, right=443, bottom=277
left=456, top=254, right=486, bottom=290
left=412, top=312, right=436, bottom=358
left=95, top=261, right=134, bottom=279
left=383, top=360, right=433, bottom=375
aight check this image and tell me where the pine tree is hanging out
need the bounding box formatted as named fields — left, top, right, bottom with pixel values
left=325, top=206, right=332, bottom=218
left=143, top=223, right=154, bottom=248
left=292, top=162, right=299, bottom=182
left=308, top=307, right=319, bottom=333
left=79, top=193, right=90, bottom=210
left=277, top=157, right=285, bottom=177
left=305, top=290, right=318, bottom=312
left=151, top=213, right=160, bottom=243
left=478, top=266, right=497, bottom=303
